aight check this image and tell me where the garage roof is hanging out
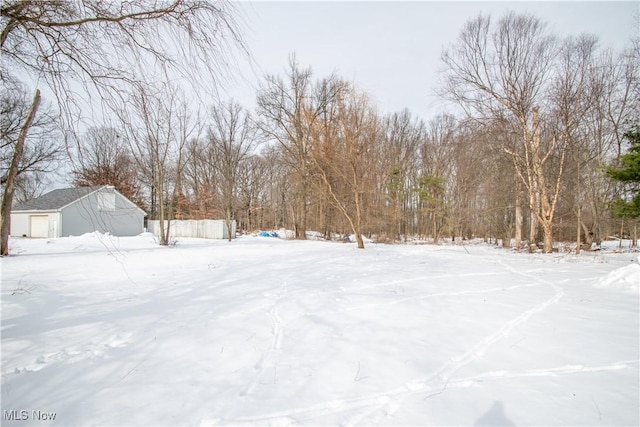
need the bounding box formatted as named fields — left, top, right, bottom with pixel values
left=13, top=186, right=105, bottom=211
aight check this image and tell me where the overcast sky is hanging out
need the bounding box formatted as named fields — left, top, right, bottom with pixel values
left=226, top=1, right=639, bottom=120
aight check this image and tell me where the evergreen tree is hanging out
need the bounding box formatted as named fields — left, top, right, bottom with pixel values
left=607, top=123, right=640, bottom=218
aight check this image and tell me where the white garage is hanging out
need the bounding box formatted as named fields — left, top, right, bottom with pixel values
left=11, top=185, right=145, bottom=238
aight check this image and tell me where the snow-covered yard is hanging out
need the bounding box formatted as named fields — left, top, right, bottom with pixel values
left=1, top=233, right=638, bottom=426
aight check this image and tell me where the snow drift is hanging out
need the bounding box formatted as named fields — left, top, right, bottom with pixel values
left=594, top=255, right=640, bottom=294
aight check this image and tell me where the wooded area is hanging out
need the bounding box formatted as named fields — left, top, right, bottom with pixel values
left=2, top=3, right=638, bottom=253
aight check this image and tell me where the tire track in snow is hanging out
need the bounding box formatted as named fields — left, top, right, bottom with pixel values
left=343, top=281, right=543, bottom=313
left=308, top=270, right=521, bottom=297
left=375, top=254, right=566, bottom=420
left=454, top=359, right=638, bottom=383
left=222, top=359, right=637, bottom=426
left=340, top=360, right=639, bottom=427
left=241, top=280, right=288, bottom=396
left=229, top=255, right=569, bottom=425
left=426, top=280, right=566, bottom=381
left=341, top=269, right=567, bottom=424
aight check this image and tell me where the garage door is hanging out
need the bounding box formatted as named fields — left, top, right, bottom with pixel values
left=30, top=215, right=48, bottom=238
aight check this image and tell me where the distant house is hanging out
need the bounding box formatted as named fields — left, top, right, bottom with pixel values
left=10, top=185, right=146, bottom=238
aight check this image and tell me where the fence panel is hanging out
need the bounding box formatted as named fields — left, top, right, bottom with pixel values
left=147, top=220, right=235, bottom=239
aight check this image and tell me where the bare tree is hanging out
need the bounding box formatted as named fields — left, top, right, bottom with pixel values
left=236, top=155, right=269, bottom=232
left=441, top=11, right=566, bottom=252
left=182, top=136, right=223, bottom=220
left=447, top=120, right=498, bottom=243
left=260, top=146, right=291, bottom=230
left=117, top=83, right=196, bottom=246
left=0, top=88, right=39, bottom=255
left=1, top=76, right=61, bottom=193
left=379, top=110, right=423, bottom=241
left=72, top=127, right=145, bottom=209
left=257, top=56, right=340, bottom=239
left=548, top=35, right=601, bottom=252
left=208, top=100, right=257, bottom=241
left=0, top=74, right=63, bottom=253
left=309, top=82, right=380, bottom=249
left=417, top=114, right=459, bottom=242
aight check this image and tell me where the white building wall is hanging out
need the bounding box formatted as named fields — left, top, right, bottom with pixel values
left=10, top=213, right=31, bottom=237
left=49, top=212, right=61, bottom=238
left=10, top=212, right=60, bottom=238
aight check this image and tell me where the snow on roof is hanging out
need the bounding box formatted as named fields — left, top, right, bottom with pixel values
left=12, top=185, right=106, bottom=211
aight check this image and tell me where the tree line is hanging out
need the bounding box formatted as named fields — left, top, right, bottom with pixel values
left=2, top=4, right=638, bottom=253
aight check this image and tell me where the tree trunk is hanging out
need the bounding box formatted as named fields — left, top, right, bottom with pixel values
left=529, top=197, right=539, bottom=251
left=396, top=198, right=401, bottom=242
left=164, top=218, right=172, bottom=246
left=542, top=217, right=553, bottom=254
left=1, top=89, right=41, bottom=256
left=156, top=178, right=169, bottom=246
left=354, top=189, right=365, bottom=249
left=575, top=158, right=581, bottom=254
left=226, top=207, right=233, bottom=242
left=581, top=222, right=594, bottom=248
left=576, top=204, right=582, bottom=254
left=295, top=184, right=307, bottom=240
left=515, top=185, right=523, bottom=249
left=501, top=225, right=510, bottom=248
left=619, top=221, right=624, bottom=249
left=157, top=185, right=173, bottom=246
left=542, top=222, right=553, bottom=253
left=225, top=219, right=233, bottom=241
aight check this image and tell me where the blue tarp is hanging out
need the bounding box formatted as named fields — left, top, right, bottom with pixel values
left=259, top=230, right=278, bottom=238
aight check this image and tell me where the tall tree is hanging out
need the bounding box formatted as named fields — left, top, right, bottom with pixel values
left=607, top=123, right=640, bottom=218
left=182, top=137, right=222, bottom=220
left=1, top=75, right=61, bottom=201
left=379, top=110, right=423, bottom=241
left=0, top=88, right=39, bottom=255
left=551, top=35, right=605, bottom=252
left=418, top=114, right=457, bottom=242
left=441, top=11, right=566, bottom=252
left=208, top=101, right=257, bottom=241
left=257, top=57, right=311, bottom=239
left=235, top=155, right=269, bottom=232
left=257, top=56, right=340, bottom=239
left=310, top=82, right=379, bottom=249
left=117, top=83, right=196, bottom=246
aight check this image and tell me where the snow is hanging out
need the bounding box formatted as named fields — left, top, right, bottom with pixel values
left=1, top=233, right=638, bottom=426
left=595, top=261, right=640, bottom=294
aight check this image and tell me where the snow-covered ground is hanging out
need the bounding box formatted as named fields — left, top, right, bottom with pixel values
left=1, top=233, right=638, bottom=426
